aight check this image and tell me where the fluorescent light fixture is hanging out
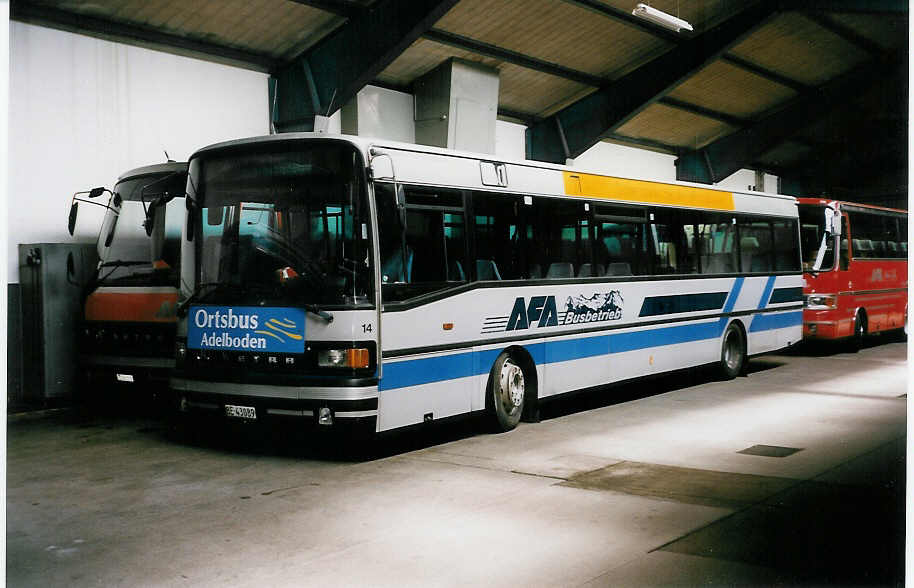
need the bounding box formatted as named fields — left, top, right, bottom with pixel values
left=632, top=3, right=693, bottom=32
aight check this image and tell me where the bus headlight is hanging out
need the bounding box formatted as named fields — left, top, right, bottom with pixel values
left=806, top=294, right=837, bottom=310
left=318, top=348, right=370, bottom=369
left=175, top=340, right=187, bottom=367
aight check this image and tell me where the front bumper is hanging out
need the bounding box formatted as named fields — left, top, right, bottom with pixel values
left=169, top=377, right=378, bottom=425
left=80, top=354, right=175, bottom=387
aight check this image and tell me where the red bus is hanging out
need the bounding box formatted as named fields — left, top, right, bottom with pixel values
left=798, top=198, right=907, bottom=347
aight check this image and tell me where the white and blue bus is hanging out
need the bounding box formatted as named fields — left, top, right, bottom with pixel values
left=170, top=134, right=803, bottom=433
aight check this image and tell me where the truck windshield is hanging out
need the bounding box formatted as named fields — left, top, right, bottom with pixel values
left=798, top=204, right=835, bottom=272
left=189, top=142, right=372, bottom=307
left=97, top=171, right=187, bottom=285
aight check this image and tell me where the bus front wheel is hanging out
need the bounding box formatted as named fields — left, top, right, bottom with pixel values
left=488, top=352, right=526, bottom=432
left=719, top=323, right=746, bottom=380
left=849, top=310, right=867, bottom=352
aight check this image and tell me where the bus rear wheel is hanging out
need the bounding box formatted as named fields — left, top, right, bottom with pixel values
left=719, top=323, right=746, bottom=380
left=488, top=352, right=526, bottom=432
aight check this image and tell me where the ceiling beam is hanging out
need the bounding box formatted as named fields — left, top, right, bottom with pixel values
left=10, top=2, right=279, bottom=72
left=423, top=29, right=605, bottom=87
left=285, top=0, right=364, bottom=18
left=271, top=0, right=459, bottom=132
left=795, top=0, right=908, bottom=14
left=604, top=134, right=681, bottom=155
left=526, top=2, right=780, bottom=163
left=675, top=51, right=904, bottom=184
left=802, top=11, right=886, bottom=55
left=658, top=97, right=749, bottom=127
left=719, top=54, right=809, bottom=92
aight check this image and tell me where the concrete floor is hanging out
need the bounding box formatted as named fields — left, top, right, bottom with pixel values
left=7, top=339, right=907, bottom=587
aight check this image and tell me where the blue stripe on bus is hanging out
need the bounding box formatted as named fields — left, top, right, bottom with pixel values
left=757, top=276, right=777, bottom=309
left=379, top=277, right=800, bottom=391
left=749, top=310, right=803, bottom=332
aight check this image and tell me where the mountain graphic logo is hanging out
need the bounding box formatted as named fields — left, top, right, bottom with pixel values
left=255, top=317, right=303, bottom=343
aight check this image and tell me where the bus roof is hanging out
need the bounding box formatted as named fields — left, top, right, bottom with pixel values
left=191, top=133, right=798, bottom=211
left=117, top=161, right=188, bottom=182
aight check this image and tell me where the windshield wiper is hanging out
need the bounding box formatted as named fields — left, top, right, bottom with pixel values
left=99, top=259, right=149, bottom=268
left=239, top=283, right=335, bottom=323
left=94, top=259, right=152, bottom=285
left=176, top=281, right=225, bottom=317
left=303, top=303, right=334, bottom=323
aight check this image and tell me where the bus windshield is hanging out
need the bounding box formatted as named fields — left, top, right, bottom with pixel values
left=97, top=171, right=187, bottom=286
left=189, top=142, right=372, bottom=307
left=798, top=204, right=835, bottom=272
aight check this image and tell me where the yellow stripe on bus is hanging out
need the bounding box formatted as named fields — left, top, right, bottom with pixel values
left=563, top=172, right=734, bottom=211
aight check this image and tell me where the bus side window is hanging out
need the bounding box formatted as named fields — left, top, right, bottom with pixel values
left=472, top=192, right=523, bottom=280
left=736, top=218, right=773, bottom=273
left=839, top=216, right=850, bottom=270
left=529, top=197, right=591, bottom=279
left=772, top=218, right=801, bottom=272
left=652, top=209, right=698, bottom=275
left=698, top=213, right=738, bottom=274
left=898, top=216, right=908, bottom=259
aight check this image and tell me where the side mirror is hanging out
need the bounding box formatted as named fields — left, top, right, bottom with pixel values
left=104, top=224, right=116, bottom=248
left=395, top=185, right=407, bottom=228
left=831, top=212, right=842, bottom=236
left=68, top=202, right=78, bottom=236
left=207, top=205, right=224, bottom=226
left=823, top=207, right=835, bottom=236
left=143, top=196, right=164, bottom=237
left=88, top=187, right=107, bottom=198
left=369, top=150, right=395, bottom=180
left=185, top=197, right=195, bottom=242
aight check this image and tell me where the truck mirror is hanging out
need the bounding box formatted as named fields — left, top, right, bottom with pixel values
left=68, top=202, right=78, bottom=236
left=88, top=187, right=106, bottom=198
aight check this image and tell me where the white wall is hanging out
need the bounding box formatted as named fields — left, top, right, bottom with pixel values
left=495, top=120, right=526, bottom=161
left=8, top=22, right=270, bottom=283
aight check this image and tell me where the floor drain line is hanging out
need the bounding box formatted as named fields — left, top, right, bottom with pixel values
left=737, top=444, right=803, bottom=458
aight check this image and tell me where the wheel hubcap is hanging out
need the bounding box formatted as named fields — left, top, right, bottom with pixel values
left=724, top=331, right=741, bottom=370
left=499, top=360, right=525, bottom=410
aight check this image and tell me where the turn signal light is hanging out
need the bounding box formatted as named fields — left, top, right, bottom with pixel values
left=317, top=348, right=370, bottom=369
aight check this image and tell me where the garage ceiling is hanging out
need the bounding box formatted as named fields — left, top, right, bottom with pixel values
left=11, top=0, right=909, bottom=206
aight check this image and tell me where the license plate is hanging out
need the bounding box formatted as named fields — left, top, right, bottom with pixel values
left=116, top=373, right=134, bottom=383
left=225, top=404, right=256, bottom=420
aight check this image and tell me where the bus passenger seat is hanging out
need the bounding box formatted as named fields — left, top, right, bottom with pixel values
left=476, top=259, right=502, bottom=281
left=448, top=259, right=465, bottom=281
left=603, top=236, right=621, bottom=258
left=705, top=255, right=733, bottom=274
left=577, top=263, right=593, bottom=277
left=381, top=249, right=413, bottom=283
left=546, top=262, right=574, bottom=279
left=605, top=262, right=631, bottom=276
left=740, top=237, right=759, bottom=272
